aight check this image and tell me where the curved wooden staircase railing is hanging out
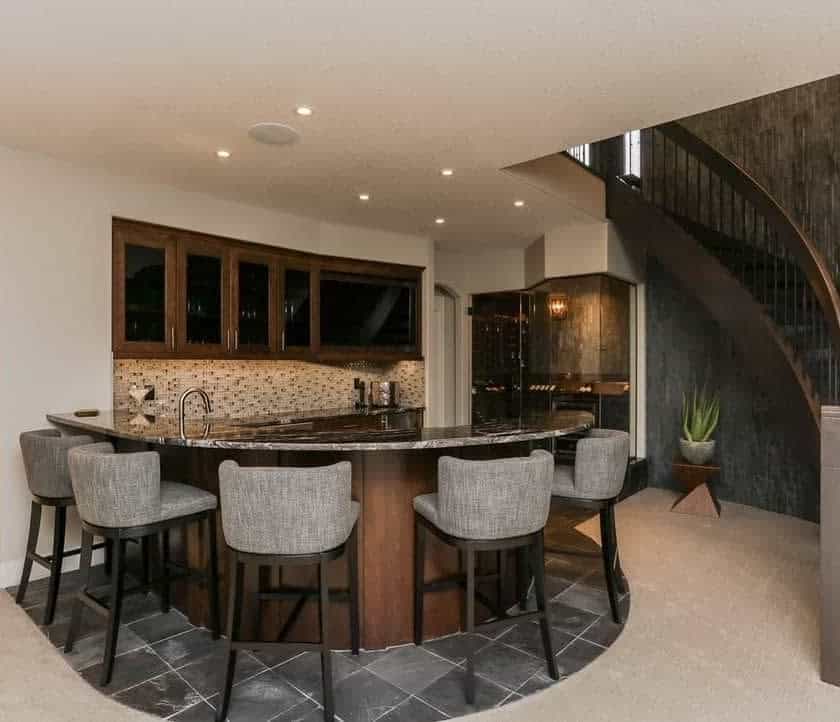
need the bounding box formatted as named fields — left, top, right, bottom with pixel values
left=605, top=121, right=840, bottom=452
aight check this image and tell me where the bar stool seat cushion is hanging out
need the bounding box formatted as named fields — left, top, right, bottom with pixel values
left=160, top=481, right=218, bottom=522
left=552, top=429, right=630, bottom=501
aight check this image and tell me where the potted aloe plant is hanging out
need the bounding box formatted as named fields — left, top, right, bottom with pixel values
left=680, top=386, right=720, bottom=465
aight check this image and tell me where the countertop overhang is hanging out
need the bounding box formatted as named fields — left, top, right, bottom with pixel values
left=47, top=407, right=594, bottom=452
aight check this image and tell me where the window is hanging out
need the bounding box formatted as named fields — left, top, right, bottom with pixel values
left=568, top=144, right=591, bottom=167
left=624, top=130, right=641, bottom=177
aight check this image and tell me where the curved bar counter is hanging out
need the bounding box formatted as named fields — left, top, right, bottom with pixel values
left=48, top=407, right=593, bottom=649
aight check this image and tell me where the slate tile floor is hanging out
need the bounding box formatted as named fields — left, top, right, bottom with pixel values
left=7, top=521, right=628, bottom=722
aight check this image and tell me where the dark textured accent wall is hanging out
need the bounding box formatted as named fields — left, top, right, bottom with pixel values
left=681, top=75, right=840, bottom=284
left=646, top=256, right=819, bottom=521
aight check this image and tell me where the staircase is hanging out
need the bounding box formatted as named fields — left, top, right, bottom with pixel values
left=603, top=121, right=840, bottom=454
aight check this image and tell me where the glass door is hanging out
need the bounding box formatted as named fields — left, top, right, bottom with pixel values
left=280, top=264, right=313, bottom=354
left=112, top=219, right=177, bottom=356
left=231, top=249, right=277, bottom=356
left=471, top=292, right=529, bottom=423
left=177, top=236, right=230, bottom=355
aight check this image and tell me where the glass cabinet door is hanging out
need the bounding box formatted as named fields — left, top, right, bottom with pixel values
left=281, top=267, right=312, bottom=351
left=112, top=220, right=176, bottom=355
left=178, top=238, right=230, bottom=353
left=232, top=250, right=276, bottom=355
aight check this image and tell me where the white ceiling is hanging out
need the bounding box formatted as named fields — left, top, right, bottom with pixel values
left=2, top=1, right=840, bottom=251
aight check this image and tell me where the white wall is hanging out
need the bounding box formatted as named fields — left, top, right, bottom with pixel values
left=0, top=143, right=434, bottom=587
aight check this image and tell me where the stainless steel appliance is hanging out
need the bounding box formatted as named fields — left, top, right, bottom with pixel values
left=370, top=381, right=400, bottom=407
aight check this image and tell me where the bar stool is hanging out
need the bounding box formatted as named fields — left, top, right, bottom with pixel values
left=216, top=460, right=360, bottom=722
left=64, top=442, right=220, bottom=686
left=551, top=428, right=630, bottom=623
left=413, top=450, right=558, bottom=704
left=16, top=429, right=99, bottom=624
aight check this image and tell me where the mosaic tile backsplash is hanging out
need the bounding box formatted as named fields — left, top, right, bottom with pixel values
left=114, top=359, right=425, bottom=418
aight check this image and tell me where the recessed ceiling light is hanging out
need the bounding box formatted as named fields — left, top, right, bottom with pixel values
left=440, top=168, right=454, bottom=177
left=514, top=199, right=525, bottom=207
left=435, top=217, right=446, bottom=225
left=216, top=149, right=231, bottom=159
left=359, top=193, right=370, bottom=201
left=296, top=106, right=313, bottom=117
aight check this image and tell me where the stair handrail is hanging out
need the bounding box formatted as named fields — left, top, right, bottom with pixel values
left=657, top=121, right=840, bottom=355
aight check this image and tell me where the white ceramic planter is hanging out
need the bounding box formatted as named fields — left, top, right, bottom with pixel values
left=680, top=438, right=716, bottom=465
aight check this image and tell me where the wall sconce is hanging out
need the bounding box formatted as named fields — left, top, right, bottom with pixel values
left=548, top=294, right=569, bottom=319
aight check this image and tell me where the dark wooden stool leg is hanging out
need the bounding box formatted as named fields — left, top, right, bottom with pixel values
left=207, top=513, right=221, bottom=639
left=104, top=539, right=113, bottom=576
left=256, top=565, right=271, bottom=642
left=44, top=505, right=67, bottom=626
left=64, top=531, right=94, bottom=653
left=348, top=524, right=360, bottom=656
left=217, top=553, right=243, bottom=722
left=516, top=545, right=530, bottom=611
left=496, top=550, right=504, bottom=614
left=533, top=532, right=559, bottom=680
left=413, top=515, right=425, bottom=645
left=101, top=539, right=126, bottom=687
left=319, top=559, right=335, bottom=722
left=609, top=505, right=629, bottom=594
left=141, top=536, right=152, bottom=590
left=464, top=546, right=476, bottom=706
left=160, top=530, right=171, bottom=613
left=16, top=501, right=42, bottom=607
left=600, top=504, right=622, bottom=624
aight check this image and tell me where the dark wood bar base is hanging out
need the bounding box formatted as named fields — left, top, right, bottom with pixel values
left=133, top=440, right=540, bottom=650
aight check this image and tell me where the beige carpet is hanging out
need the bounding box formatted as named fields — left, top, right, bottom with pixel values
left=1, top=488, right=838, bottom=722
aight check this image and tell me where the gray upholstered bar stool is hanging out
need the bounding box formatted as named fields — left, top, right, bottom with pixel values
left=216, top=460, right=360, bottom=722
left=16, top=429, right=99, bottom=625
left=551, top=428, right=630, bottom=623
left=413, top=450, right=559, bottom=704
left=64, top=442, right=220, bottom=686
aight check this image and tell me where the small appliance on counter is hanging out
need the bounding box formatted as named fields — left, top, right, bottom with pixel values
left=370, top=381, right=400, bottom=408
left=353, top=378, right=367, bottom=409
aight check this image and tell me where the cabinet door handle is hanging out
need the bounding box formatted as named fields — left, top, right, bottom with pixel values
left=171, top=327, right=175, bottom=350
left=281, top=329, right=286, bottom=351
left=234, top=329, right=239, bottom=351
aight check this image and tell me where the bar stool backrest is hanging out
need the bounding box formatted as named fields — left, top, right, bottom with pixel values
left=218, top=460, right=353, bottom=555
left=437, top=449, right=554, bottom=540
left=68, top=442, right=162, bottom=528
left=573, top=429, right=630, bottom=500
left=19, top=429, right=95, bottom=499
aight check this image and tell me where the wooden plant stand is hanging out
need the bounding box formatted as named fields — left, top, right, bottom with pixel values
left=671, top=458, right=721, bottom=517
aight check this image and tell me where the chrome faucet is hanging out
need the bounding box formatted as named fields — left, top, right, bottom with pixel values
left=178, top=387, right=212, bottom=439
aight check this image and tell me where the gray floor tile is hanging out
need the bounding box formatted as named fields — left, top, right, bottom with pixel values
left=581, top=613, right=623, bottom=647
left=170, top=700, right=217, bottom=721
left=555, top=638, right=604, bottom=677
left=557, top=582, right=613, bottom=616
left=377, top=696, right=447, bottom=722
left=63, top=625, right=147, bottom=671
left=516, top=672, right=557, bottom=695
left=81, top=646, right=168, bottom=694
left=544, top=553, right=600, bottom=580
left=470, top=642, right=543, bottom=690
left=422, top=634, right=491, bottom=664
left=276, top=651, right=362, bottom=701
left=546, top=600, right=600, bottom=636
left=251, top=646, right=306, bottom=669
left=416, top=668, right=509, bottom=718
left=112, top=670, right=202, bottom=717
left=130, top=610, right=194, bottom=644
left=269, top=697, right=324, bottom=722
left=498, top=691, right=523, bottom=706
left=120, top=592, right=167, bottom=624
left=366, top=645, right=455, bottom=695
left=205, top=669, right=308, bottom=722
left=340, top=648, right=389, bottom=668
left=332, top=668, right=408, bottom=722
left=154, top=628, right=222, bottom=668
left=178, top=649, right=268, bottom=698
left=496, top=621, right=575, bottom=661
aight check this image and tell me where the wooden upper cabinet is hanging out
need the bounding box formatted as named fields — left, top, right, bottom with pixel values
left=231, top=248, right=278, bottom=356
left=113, top=219, right=178, bottom=356
left=111, top=218, right=423, bottom=361
left=177, top=233, right=231, bottom=356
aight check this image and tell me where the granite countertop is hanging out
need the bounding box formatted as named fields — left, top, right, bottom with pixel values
left=47, top=406, right=593, bottom=452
